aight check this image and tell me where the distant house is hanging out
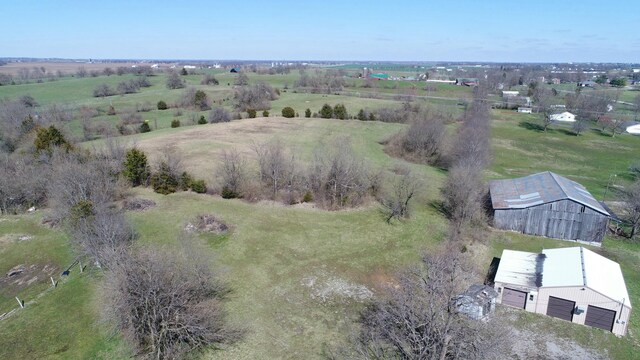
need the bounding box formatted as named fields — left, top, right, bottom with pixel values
left=517, top=107, right=532, bottom=114
left=489, top=171, right=609, bottom=244
left=578, top=80, right=597, bottom=87
left=455, top=284, right=498, bottom=320
left=502, top=90, right=519, bottom=98
left=494, top=247, right=631, bottom=336
left=550, top=104, right=566, bottom=110
left=550, top=111, right=576, bottom=122
left=455, top=78, right=478, bottom=86
left=626, top=124, right=640, bottom=135
left=550, top=78, right=561, bottom=85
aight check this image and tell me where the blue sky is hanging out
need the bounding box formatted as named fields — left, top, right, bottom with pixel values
left=1, top=0, right=639, bottom=62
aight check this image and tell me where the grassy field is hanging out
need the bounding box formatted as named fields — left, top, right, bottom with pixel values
left=2, top=75, right=640, bottom=358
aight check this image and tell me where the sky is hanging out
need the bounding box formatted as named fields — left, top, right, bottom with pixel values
left=1, top=0, right=639, bottom=63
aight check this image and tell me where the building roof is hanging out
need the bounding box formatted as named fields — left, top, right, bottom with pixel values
left=489, top=171, right=609, bottom=215
left=626, top=124, right=640, bottom=135
left=497, top=247, right=631, bottom=308
left=494, top=249, right=542, bottom=288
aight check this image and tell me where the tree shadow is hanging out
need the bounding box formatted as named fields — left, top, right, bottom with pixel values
left=592, top=128, right=613, bottom=137
left=555, top=128, right=577, bottom=136
left=429, top=200, right=449, bottom=218
left=518, top=121, right=545, bottom=132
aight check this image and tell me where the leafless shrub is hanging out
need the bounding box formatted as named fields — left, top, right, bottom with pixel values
left=103, top=238, right=239, bottom=359
left=122, top=197, right=156, bottom=212
left=120, top=111, right=143, bottom=125
left=208, top=107, right=232, bottom=123
left=47, top=151, right=123, bottom=222
left=252, top=139, right=299, bottom=199
left=447, top=99, right=491, bottom=168
left=201, top=74, right=219, bottom=85
left=93, top=83, right=115, bottom=97
left=218, top=148, right=247, bottom=198
left=401, top=114, right=447, bottom=164
left=307, top=137, right=372, bottom=209
left=70, top=208, right=136, bottom=267
left=0, top=99, right=32, bottom=152
left=0, top=154, right=48, bottom=214
left=346, top=245, right=510, bottom=359
left=233, top=82, right=278, bottom=111
left=166, top=70, right=185, bottom=89
left=381, top=166, right=420, bottom=223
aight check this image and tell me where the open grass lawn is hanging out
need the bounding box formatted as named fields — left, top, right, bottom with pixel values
left=491, top=109, right=640, bottom=198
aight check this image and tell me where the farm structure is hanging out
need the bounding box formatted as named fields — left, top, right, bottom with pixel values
left=494, top=247, right=631, bottom=336
left=489, top=172, right=609, bottom=244
left=550, top=112, right=576, bottom=122
left=454, top=284, right=498, bottom=320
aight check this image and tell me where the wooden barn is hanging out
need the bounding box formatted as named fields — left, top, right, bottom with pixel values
left=494, top=247, right=631, bottom=336
left=489, top=172, right=609, bottom=244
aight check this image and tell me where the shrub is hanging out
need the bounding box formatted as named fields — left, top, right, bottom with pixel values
left=34, top=125, right=73, bottom=156
left=150, top=162, right=179, bottom=195
left=221, top=186, right=240, bottom=199
left=262, top=110, right=269, bottom=117
left=171, top=119, right=180, bottom=128
left=201, top=74, right=219, bottom=85
left=247, top=109, right=257, bottom=118
left=190, top=179, right=207, bottom=193
left=302, top=191, right=313, bottom=203
left=333, top=104, right=347, bottom=119
left=305, top=108, right=311, bottom=118
left=208, top=107, right=232, bottom=123
left=93, top=83, right=115, bottom=97
left=107, top=105, right=116, bottom=116
left=157, top=100, right=168, bottom=110
left=198, top=115, right=207, bottom=124
left=139, top=121, right=151, bottom=133
left=282, top=106, right=295, bottom=118
left=319, top=104, right=333, bottom=118
left=123, top=148, right=150, bottom=187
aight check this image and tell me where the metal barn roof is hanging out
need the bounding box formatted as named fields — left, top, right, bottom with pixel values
left=489, top=171, right=609, bottom=215
left=496, top=247, right=631, bottom=308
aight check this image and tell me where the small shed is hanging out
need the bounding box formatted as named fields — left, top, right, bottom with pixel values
left=229, top=67, right=240, bottom=73
left=455, top=284, right=498, bottom=320
left=489, top=172, right=609, bottom=244
left=550, top=112, right=576, bottom=122
left=517, top=107, right=532, bottom=114
left=494, top=247, right=631, bottom=336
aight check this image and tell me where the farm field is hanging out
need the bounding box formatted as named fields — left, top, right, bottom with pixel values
left=1, top=67, right=640, bottom=359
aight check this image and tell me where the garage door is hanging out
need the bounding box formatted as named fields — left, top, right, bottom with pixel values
left=502, top=288, right=527, bottom=308
left=585, top=305, right=616, bottom=332
left=546, top=296, right=575, bottom=321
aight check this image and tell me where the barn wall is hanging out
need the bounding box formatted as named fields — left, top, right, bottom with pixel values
left=493, top=200, right=608, bottom=243
left=536, top=286, right=630, bottom=336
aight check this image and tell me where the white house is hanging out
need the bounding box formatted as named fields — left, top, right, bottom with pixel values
left=494, top=247, right=631, bottom=336
left=502, top=90, right=520, bottom=97
left=517, top=107, right=532, bottom=114
left=550, top=112, right=576, bottom=122
left=626, top=124, right=640, bottom=135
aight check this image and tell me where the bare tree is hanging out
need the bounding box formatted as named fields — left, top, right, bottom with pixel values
left=218, top=148, right=247, bottom=198
left=166, top=70, right=186, bottom=89
left=622, top=180, right=640, bottom=239
left=208, top=107, right=232, bottom=123
left=0, top=154, right=47, bottom=214
left=381, top=166, right=420, bottom=223
left=234, top=71, right=249, bottom=86
left=103, top=237, right=239, bottom=359
left=571, top=117, right=589, bottom=136
left=349, top=245, right=509, bottom=360
left=448, top=99, right=491, bottom=168
left=252, top=139, right=297, bottom=199
left=441, top=163, right=487, bottom=233
left=70, top=208, right=136, bottom=267
left=233, top=82, right=278, bottom=111
left=402, top=114, right=447, bottom=164
left=307, top=137, right=372, bottom=208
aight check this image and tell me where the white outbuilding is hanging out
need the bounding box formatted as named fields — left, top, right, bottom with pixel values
left=626, top=124, right=640, bottom=135
left=494, top=247, right=631, bottom=336
left=550, top=112, right=576, bottom=122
